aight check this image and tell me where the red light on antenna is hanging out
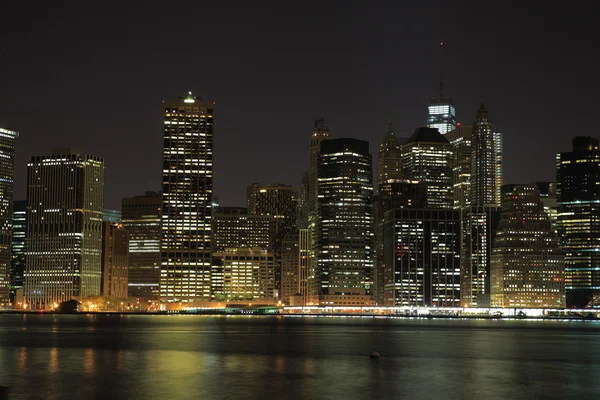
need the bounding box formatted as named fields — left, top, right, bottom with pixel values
left=457, top=122, right=461, bottom=126
left=440, top=42, right=444, bottom=46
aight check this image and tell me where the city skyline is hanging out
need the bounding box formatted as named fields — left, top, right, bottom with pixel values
left=1, top=2, right=596, bottom=208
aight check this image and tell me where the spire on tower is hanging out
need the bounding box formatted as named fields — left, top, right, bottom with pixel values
left=386, top=114, right=394, bottom=136
left=439, top=42, right=444, bottom=97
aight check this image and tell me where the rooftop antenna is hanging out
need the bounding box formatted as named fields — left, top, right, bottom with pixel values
left=439, top=42, right=444, bottom=98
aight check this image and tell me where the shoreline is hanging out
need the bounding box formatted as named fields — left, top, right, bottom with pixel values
left=1, top=310, right=599, bottom=321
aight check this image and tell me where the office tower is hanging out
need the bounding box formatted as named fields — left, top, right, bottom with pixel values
left=373, top=179, right=427, bottom=304
left=308, top=119, right=332, bottom=212
left=459, top=105, right=504, bottom=307
left=212, top=207, right=272, bottom=252
left=101, top=222, right=129, bottom=299
left=247, top=182, right=297, bottom=297
left=298, top=228, right=310, bottom=304
left=211, top=248, right=275, bottom=300
left=280, top=231, right=299, bottom=304
left=426, top=43, right=456, bottom=135
left=313, top=138, right=374, bottom=306
left=460, top=205, right=502, bottom=307
left=24, top=149, right=104, bottom=308
left=161, top=93, right=214, bottom=304
left=382, top=208, right=461, bottom=306
left=446, top=125, right=473, bottom=209
left=10, top=200, right=26, bottom=304
left=491, top=184, right=564, bottom=308
left=401, top=127, right=453, bottom=209
left=121, top=192, right=161, bottom=299
left=556, top=136, right=600, bottom=307
left=376, top=118, right=405, bottom=187
left=470, top=103, right=503, bottom=206
left=103, top=209, right=121, bottom=223
left=0, top=128, right=18, bottom=305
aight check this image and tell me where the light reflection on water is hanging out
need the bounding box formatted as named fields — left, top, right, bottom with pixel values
left=0, top=315, right=599, bottom=399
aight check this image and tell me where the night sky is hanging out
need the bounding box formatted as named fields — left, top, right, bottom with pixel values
left=1, top=1, right=597, bottom=209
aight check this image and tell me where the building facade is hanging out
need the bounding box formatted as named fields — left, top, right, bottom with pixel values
left=382, top=208, right=461, bottom=307
left=121, top=192, right=161, bottom=299
left=491, top=184, right=564, bottom=308
left=160, top=93, right=214, bottom=304
left=0, top=128, right=18, bottom=305
left=24, top=149, right=104, bottom=308
left=556, top=136, right=600, bottom=307
left=313, top=138, right=374, bottom=305
left=247, top=182, right=297, bottom=297
left=211, top=248, right=275, bottom=300
left=101, top=222, right=129, bottom=299
left=280, top=231, right=299, bottom=304
left=373, top=179, right=427, bottom=305
left=212, top=206, right=272, bottom=252
left=401, top=127, right=453, bottom=209
left=308, top=119, right=332, bottom=213
left=10, top=200, right=26, bottom=304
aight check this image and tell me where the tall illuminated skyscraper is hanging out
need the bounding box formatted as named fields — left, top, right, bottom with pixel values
left=10, top=200, right=26, bottom=303
left=314, top=138, right=374, bottom=305
left=0, top=127, right=18, bottom=305
left=401, top=127, right=453, bottom=209
left=427, top=43, right=456, bottom=135
left=24, top=149, right=104, bottom=308
left=471, top=103, right=503, bottom=206
left=491, top=184, right=564, bottom=308
left=160, top=93, right=214, bottom=304
left=376, top=118, right=404, bottom=187
left=122, top=192, right=161, bottom=299
left=557, top=136, right=600, bottom=307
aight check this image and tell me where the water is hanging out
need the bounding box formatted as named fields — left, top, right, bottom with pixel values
left=0, top=314, right=599, bottom=399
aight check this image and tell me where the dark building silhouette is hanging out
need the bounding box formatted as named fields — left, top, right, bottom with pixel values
left=10, top=200, right=26, bottom=304
left=121, top=192, right=161, bottom=299
left=557, top=136, right=600, bottom=307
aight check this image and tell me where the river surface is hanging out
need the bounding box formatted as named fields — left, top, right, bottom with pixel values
left=0, top=314, right=599, bottom=399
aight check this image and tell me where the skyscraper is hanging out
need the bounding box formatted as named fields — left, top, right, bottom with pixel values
left=308, top=119, right=332, bottom=213
left=24, top=149, right=104, bottom=308
left=426, top=43, right=457, bottom=135
left=491, top=184, right=564, bottom=308
left=556, top=136, right=600, bottom=307
left=470, top=103, right=503, bottom=206
left=376, top=118, right=405, bottom=187
left=121, top=192, right=161, bottom=299
left=103, top=209, right=122, bottom=223
left=160, top=93, right=214, bottom=304
left=313, top=138, right=374, bottom=305
left=247, top=183, right=297, bottom=297
left=383, top=208, right=461, bottom=307
left=101, top=222, right=129, bottom=300
left=446, top=125, right=473, bottom=209
left=373, top=179, right=427, bottom=305
left=280, top=231, right=300, bottom=304
left=0, top=127, right=18, bottom=305
left=10, top=200, right=26, bottom=304
left=401, top=127, right=453, bottom=209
